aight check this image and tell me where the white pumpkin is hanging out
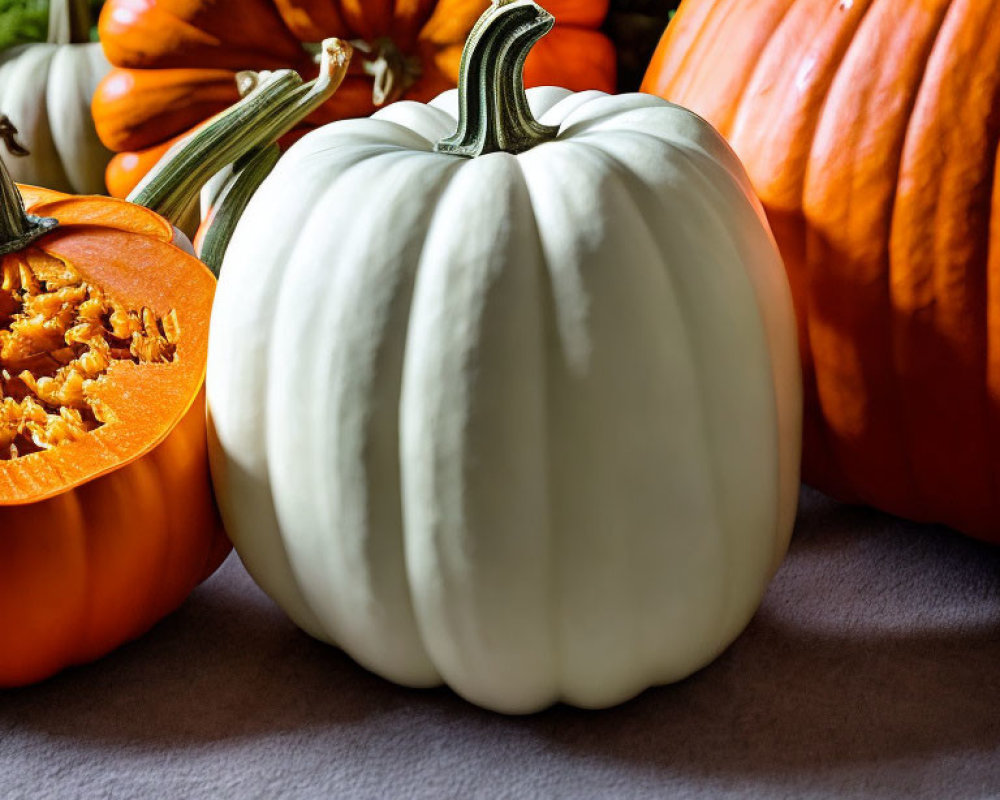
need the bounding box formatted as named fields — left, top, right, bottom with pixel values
left=207, top=0, right=802, bottom=713
left=0, top=0, right=112, bottom=194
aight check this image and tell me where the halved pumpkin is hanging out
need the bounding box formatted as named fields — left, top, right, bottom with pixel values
left=0, top=178, right=227, bottom=686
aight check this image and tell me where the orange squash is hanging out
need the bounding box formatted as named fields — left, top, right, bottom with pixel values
left=642, top=0, right=1000, bottom=542
left=0, top=160, right=228, bottom=686
left=92, top=0, right=617, bottom=197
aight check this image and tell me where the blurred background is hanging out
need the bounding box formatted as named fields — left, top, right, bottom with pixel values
left=0, top=0, right=101, bottom=47
left=603, top=0, right=680, bottom=91
left=1, top=0, right=681, bottom=91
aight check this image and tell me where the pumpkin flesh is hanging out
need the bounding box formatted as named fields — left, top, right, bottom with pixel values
left=0, top=247, right=177, bottom=462
left=0, top=230, right=208, bottom=502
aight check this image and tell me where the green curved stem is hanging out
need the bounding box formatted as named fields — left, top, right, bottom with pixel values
left=0, top=155, right=57, bottom=256
left=436, top=0, right=559, bottom=158
left=129, top=38, right=353, bottom=227
left=195, top=144, right=281, bottom=276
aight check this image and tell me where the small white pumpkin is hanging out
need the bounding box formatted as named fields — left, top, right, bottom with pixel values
left=0, top=0, right=111, bottom=194
left=207, top=0, right=802, bottom=713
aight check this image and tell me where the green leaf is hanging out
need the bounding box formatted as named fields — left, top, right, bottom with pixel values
left=0, top=1, right=105, bottom=49
left=0, top=0, right=50, bottom=50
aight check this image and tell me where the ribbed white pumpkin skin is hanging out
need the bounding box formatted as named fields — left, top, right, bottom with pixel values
left=0, top=42, right=111, bottom=194
left=207, top=88, right=801, bottom=713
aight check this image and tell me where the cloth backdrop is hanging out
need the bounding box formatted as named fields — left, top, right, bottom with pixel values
left=2, top=487, right=998, bottom=799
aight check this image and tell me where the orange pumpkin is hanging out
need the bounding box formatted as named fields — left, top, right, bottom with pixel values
left=0, top=160, right=228, bottom=686
left=642, top=0, right=1000, bottom=542
left=92, top=0, right=617, bottom=197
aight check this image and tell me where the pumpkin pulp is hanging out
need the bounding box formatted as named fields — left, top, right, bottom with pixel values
left=0, top=186, right=214, bottom=505
left=0, top=247, right=177, bottom=460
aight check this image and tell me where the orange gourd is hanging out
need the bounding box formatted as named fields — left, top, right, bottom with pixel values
left=642, top=0, right=1000, bottom=542
left=92, top=0, right=617, bottom=197
left=0, top=162, right=228, bottom=686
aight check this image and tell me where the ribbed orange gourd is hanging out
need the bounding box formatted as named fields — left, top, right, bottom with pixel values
left=642, top=0, right=1000, bottom=542
left=0, top=163, right=228, bottom=686
left=92, top=0, right=617, bottom=197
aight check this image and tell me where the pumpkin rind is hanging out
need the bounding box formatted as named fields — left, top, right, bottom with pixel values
left=0, top=390, right=226, bottom=686
left=642, top=0, right=1000, bottom=541
left=207, top=85, right=801, bottom=713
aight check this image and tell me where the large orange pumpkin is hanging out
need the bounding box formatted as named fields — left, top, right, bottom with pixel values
left=0, top=160, right=228, bottom=686
left=642, top=0, right=1000, bottom=542
left=92, top=0, right=617, bottom=197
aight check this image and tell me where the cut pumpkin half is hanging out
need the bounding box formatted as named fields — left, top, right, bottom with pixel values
left=0, top=170, right=226, bottom=687
left=1, top=189, right=212, bottom=502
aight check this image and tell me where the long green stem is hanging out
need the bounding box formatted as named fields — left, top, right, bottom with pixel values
left=0, top=155, right=57, bottom=256
left=129, top=38, right=353, bottom=227
left=194, top=144, right=281, bottom=276
left=436, top=0, right=559, bottom=158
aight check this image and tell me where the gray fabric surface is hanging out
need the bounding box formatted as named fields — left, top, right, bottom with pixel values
left=2, top=487, right=999, bottom=799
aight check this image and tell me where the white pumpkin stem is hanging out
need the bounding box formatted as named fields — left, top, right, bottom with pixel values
left=0, top=155, right=58, bottom=256
left=48, top=0, right=92, bottom=46
left=194, top=144, right=282, bottom=276
left=128, top=38, right=353, bottom=227
left=436, top=0, right=559, bottom=158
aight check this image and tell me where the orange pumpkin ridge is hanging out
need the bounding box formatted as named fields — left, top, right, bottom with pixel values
left=643, top=0, right=1000, bottom=542
left=92, top=0, right=617, bottom=197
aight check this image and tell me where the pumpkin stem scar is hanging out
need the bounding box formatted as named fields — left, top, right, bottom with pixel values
left=436, top=0, right=560, bottom=158
left=0, top=154, right=57, bottom=256
left=235, top=70, right=263, bottom=98
left=352, top=38, right=423, bottom=107
left=305, top=38, right=421, bottom=107
left=0, top=116, right=30, bottom=158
